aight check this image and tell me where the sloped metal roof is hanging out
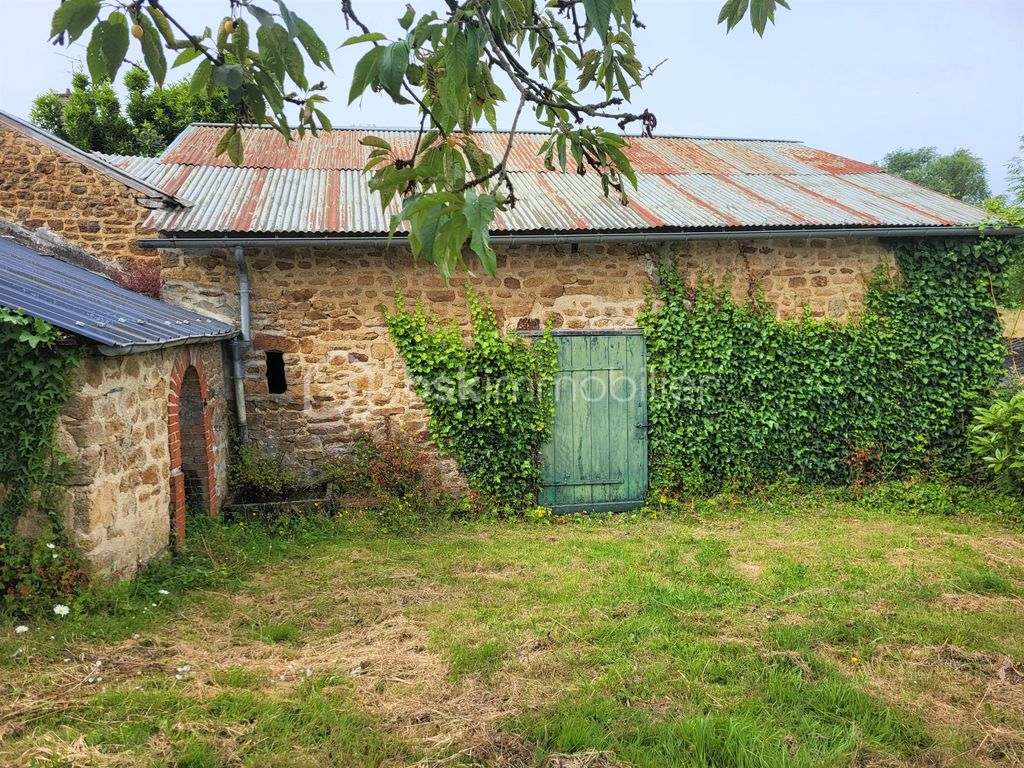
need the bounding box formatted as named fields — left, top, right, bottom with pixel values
left=103, top=124, right=997, bottom=237
left=0, top=238, right=236, bottom=355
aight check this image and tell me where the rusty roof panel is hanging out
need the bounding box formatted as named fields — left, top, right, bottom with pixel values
left=730, top=175, right=880, bottom=226
left=135, top=124, right=996, bottom=235
left=666, top=175, right=806, bottom=226
left=836, top=173, right=991, bottom=225
left=690, top=140, right=803, bottom=175
left=785, top=174, right=953, bottom=226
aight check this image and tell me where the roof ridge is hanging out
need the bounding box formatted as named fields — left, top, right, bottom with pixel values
left=177, top=122, right=803, bottom=143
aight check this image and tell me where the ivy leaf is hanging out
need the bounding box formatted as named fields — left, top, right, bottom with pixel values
left=50, top=0, right=100, bottom=44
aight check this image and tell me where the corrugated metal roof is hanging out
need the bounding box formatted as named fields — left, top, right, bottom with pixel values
left=109, top=125, right=997, bottom=236
left=0, top=238, right=236, bottom=355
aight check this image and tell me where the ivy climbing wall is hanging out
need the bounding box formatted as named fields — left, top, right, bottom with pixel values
left=640, top=238, right=1008, bottom=492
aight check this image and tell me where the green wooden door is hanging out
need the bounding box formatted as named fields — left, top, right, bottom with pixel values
left=538, top=332, right=647, bottom=513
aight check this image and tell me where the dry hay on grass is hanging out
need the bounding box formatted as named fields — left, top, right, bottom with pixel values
left=15, top=735, right=140, bottom=768
left=3, top=580, right=532, bottom=767
left=933, top=643, right=1023, bottom=684
left=543, top=750, right=625, bottom=768
left=937, top=591, right=1024, bottom=615
left=829, top=643, right=1024, bottom=767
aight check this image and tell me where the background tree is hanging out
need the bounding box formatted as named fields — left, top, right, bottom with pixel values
left=32, top=67, right=238, bottom=155
left=879, top=146, right=990, bottom=204
left=47, top=0, right=788, bottom=277
left=985, top=135, right=1024, bottom=307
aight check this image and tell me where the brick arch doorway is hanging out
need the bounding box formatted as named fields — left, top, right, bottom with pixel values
left=168, top=350, right=218, bottom=544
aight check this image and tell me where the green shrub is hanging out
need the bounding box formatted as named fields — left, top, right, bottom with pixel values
left=317, top=432, right=377, bottom=496
left=970, top=388, right=1024, bottom=489
left=319, top=430, right=480, bottom=531
left=384, top=286, right=557, bottom=510
left=640, top=238, right=1009, bottom=493
left=229, top=441, right=304, bottom=503
left=1, top=528, right=89, bottom=617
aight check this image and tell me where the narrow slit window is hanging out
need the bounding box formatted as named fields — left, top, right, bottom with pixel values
left=266, top=351, right=287, bottom=394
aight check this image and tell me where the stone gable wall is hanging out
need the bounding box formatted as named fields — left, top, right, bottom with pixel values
left=0, top=121, right=156, bottom=275
left=55, top=343, right=231, bottom=576
left=159, top=237, right=896, bottom=467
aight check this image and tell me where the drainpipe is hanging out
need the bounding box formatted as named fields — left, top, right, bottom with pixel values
left=231, top=245, right=251, bottom=441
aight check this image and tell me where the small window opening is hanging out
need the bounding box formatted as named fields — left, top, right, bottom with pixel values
left=570, top=242, right=580, bottom=254
left=266, top=351, right=287, bottom=394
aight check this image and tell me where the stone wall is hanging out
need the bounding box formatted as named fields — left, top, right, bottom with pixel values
left=159, top=237, right=897, bottom=466
left=56, top=343, right=231, bottom=576
left=0, top=120, right=157, bottom=276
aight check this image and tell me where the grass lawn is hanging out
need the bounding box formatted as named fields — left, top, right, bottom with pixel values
left=2, top=483, right=1023, bottom=767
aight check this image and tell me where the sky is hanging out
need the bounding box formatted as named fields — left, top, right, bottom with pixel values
left=0, top=0, right=1021, bottom=195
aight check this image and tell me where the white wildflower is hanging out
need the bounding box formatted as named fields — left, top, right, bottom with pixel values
left=14, top=625, right=28, bottom=634
left=53, top=604, right=70, bottom=617
left=93, top=659, right=102, bottom=667
left=157, top=589, right=169, bottom=595
left=46, top=543, right=56, bottom=550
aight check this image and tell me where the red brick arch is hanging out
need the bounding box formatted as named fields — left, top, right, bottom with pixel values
left=167, top=348, right=218, bottom=544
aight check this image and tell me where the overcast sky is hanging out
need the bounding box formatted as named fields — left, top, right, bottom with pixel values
left=1, top=0, right=1020, bottom=195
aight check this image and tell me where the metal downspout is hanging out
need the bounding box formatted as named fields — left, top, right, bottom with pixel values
left=231, top=245, right=251, bottom=441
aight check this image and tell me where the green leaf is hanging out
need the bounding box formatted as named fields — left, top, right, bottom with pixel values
left=297, top=17, right=332, bottom=70
left=214, top=125, right=243, bottom=165
left=463, top=190, right=499, bottom=276
left=360, top=136, right=391, bottom=150
left=172, top=47, right=205, bottom=69
left=314, top=108, right=333, bottom=131
left=582, top=0, right=614, bottom=43
left=341, top=32, right=387, bottom=47
left=50, top=0, right=100, bottom=44
left=282, top=36, right=308, bottom=90
left=257, top=23, right=287, bottom=81
left=398, top=5, right=416, bottom=30
left=377, top=41, right=410, bottom=100
left=190, top=59, right=213, bottom=95
left=348, top=46, right=384, bottom=104
left=137, top=14, right=168, bottom=85
left=227, top=130, right=244, bottom=165
left=212, top=63, right=245, bottom=91
left=85, top=14, right=128, bottom=84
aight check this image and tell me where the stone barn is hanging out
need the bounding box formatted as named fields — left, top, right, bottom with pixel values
left=0, top=110, right=236, bottom=574
left=0, top=238, right=236, bottom=574
left=96, top=124, right=1015, bottom=510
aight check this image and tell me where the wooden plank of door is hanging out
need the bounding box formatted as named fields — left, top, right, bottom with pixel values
left=606, top=333, right=628, bottom=503
left=626, top=335, right=648, bottom=502
left=572, top=336, right=593, bottom=507
left=553, top=337, right=577, bottom=507
left=589, top=335, right=612, bottom=505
